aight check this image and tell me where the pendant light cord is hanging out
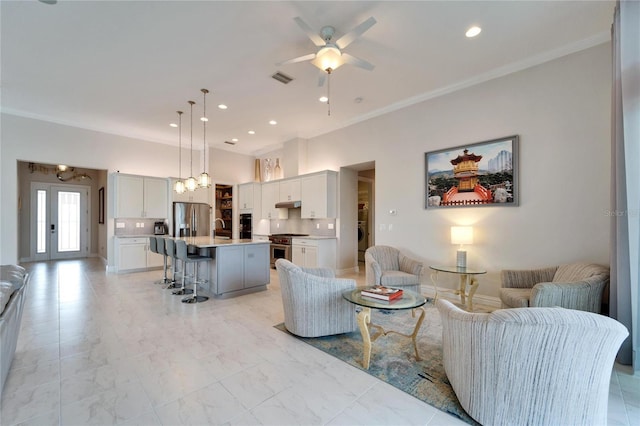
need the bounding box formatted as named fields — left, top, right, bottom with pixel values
left=202, top=89, right=208, bottom=173
left=178, top=111, right=183, bottom=178
left=326, top=68, right=332, bottom=116
left=189, top=100, right=195, bottom=177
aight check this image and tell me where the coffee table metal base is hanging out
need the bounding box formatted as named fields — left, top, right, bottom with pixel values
left=357, top=306, right=426, bottom=369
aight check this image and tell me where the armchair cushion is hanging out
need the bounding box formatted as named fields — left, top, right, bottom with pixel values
left=276, top=259, right=357, bottom=338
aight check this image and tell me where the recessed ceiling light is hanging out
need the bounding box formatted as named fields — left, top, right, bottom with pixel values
left=248, top=130, right=255, bottom=135
left=218, top=104, right=228, bottom=110
left=466, top=26, right=482, bottom=38
left=200, top=117, right=208, bottom=122
left=231, top=138, right=238, bottom=142
left=319, top=96, right=328, bottom=103
left=169, top=123, right=178, bottom=128
left=269, top=120, right=277, bottom=125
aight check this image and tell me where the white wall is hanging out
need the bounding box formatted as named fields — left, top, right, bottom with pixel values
left=0, top=114, right=255, bottom=264
left=306, top=44, right=612, bottom=298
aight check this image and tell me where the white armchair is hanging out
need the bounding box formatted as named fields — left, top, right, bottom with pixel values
left=437, top=299, right=628, bottom=426
left=365, top=246, right=423, bottom=293
left=275, top=259, right=357, bottom=338
left=500, top=262, right=609, bottom=313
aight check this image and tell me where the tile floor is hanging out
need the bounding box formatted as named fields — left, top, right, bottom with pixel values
left=1, top=258, right=638, bottom=425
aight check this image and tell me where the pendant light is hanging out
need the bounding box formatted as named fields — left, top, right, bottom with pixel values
left=185, top=100, right=197, bottom=192
left=198, top=88, right=211, bottom=188
left=174, top=110, right=186, bottom=194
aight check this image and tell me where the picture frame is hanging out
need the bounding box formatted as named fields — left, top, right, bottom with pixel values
left=425, top=135, right=519, bottom=209
left=98, top=187, right=105, bottom=224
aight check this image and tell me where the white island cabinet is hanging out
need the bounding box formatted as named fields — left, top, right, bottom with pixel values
left=292, top=237, right=336, bottom=270
left=114, top=174, right=168, bottom=218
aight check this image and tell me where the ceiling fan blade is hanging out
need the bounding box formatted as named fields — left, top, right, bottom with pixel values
left=294, top=17, right=326, bottom=47
left=335, top=16, right=376, bottom=49
left=276, top=52, right=316, bottom=66
left=318, top=71, right=326, bottom=87
left=341, top=53, right=375, bottom=71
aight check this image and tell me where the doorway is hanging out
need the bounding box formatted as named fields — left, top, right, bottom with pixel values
left=358, top=170, right=375, bottom=263
left=31, top=182, right=90, bottom=261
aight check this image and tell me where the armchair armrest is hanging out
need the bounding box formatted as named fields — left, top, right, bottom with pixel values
left=531, top=276, right=608, bottom=313
left=364, top=252, right=382, bottom=286
left=398, top=254, right=423, bottom=277
left=501, top=266, right=558, bottom=289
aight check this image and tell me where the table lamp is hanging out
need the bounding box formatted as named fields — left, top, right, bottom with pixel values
left=451, top=226, right=473, bottom=268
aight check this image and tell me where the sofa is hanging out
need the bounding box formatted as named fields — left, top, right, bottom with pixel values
left=1, top=265, right=30, bottom=393
left=437, top=298, right=628, bottom=426
left=500, top=262, right=609, bottom=313
left=275, top=259, right=357, bottom=338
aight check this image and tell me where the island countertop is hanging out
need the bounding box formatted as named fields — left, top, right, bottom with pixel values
left=175, top=236, right=271, bottom=248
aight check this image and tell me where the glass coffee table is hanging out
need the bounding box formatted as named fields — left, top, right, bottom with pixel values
left=342, top=288, right=427, bottom=369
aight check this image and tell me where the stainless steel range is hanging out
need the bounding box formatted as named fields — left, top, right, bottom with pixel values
left=269, top=233, right=309, bottom=268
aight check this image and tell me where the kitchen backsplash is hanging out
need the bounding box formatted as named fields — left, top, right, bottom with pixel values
left=269, top=209, right=336, bottom=236
left=114, top=218, right=167, bottom=236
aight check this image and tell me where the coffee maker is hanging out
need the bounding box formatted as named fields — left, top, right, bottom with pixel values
left=154, top=221, right=168, bottom=235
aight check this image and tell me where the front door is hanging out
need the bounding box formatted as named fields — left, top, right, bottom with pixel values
left=31, top=183, right=90, bottom=261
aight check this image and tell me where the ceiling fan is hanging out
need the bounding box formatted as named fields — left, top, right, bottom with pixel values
left=277, top=16, right=377, bottom=86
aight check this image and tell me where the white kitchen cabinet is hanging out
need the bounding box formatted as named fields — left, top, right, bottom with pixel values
left=291, top=238, right=336, bottom=270
left=279, top=178, right=301, bottom=202
left=115, top=237, right=163, bottom=272
left=261, top=181, right=288, bottom=220
left=114, top=174, right=168, bottom=218
left=301, top=171, right=337, bottom=219
left=239, top=182, right=261, bottom=213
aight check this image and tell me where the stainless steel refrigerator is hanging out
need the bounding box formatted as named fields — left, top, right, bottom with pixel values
left=173, top=202, right=212, bottom=237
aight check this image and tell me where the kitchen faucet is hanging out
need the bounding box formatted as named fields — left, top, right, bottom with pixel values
left=213, top=218, right=226, bottom=238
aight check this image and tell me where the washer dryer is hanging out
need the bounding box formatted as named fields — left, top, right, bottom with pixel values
left=358, top=221, right=368, bottom=261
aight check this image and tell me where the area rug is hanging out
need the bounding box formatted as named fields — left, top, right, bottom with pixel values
left=274, top=301, right=478, bottom=425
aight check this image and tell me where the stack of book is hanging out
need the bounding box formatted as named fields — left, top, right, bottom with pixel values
left=361, top=286, right=403, bottom=301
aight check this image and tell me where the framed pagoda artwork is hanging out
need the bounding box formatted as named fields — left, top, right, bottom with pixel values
left=425, top=135, right=519, bottom=209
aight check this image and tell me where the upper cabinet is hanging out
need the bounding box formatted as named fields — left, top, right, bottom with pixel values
left=261, top=181, right=288, bottom=220
left=301, top=171, right=337, bottom=219
left=279, top=178, right=301, bottom=202
left=238, top=182, right=261, bottom=213
left=114, top=174, right=168, bottom=218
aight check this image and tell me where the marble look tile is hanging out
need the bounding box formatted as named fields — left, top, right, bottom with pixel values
left=220, top=362, right=295, bottom=410
left=61, top=380, right=153, bottom=425
left=118, top=409, right=162, bottom=426
left=60, top=359, right=138, bottom=405
left=327, top=382, right=440, bottom=426
left=154, top=382, right=246, bottom=425
left=2, top=359, right=59, bottom=395
left=0, top=380, right=60, bottom=425
left=249, top=393, right=324, bottom=426
left=10, top=341, right=60, bottom=370
left=10, top=408, right=60, bottom=426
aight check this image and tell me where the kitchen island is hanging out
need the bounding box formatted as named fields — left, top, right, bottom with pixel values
left=177, top=236, right=271, bottom=298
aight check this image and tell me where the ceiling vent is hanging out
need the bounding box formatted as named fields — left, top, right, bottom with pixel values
left=224, top=141, right=236, bottom=145
left=272, top=71, right=294, bottom=84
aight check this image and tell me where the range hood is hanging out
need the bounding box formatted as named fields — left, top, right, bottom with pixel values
left=275, top=200, right=301, bottom=209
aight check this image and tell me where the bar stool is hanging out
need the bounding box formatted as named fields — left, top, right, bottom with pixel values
left=150, top=237, right=170, bottom=285
left=164, top=238, right=183, bottom=290
left=174, top=239, right=210, bottom=303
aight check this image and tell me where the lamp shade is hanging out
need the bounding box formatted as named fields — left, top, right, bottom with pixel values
left=311, top=46, right=344, bottom=71
left=451, top=226, right=473, bottom=245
